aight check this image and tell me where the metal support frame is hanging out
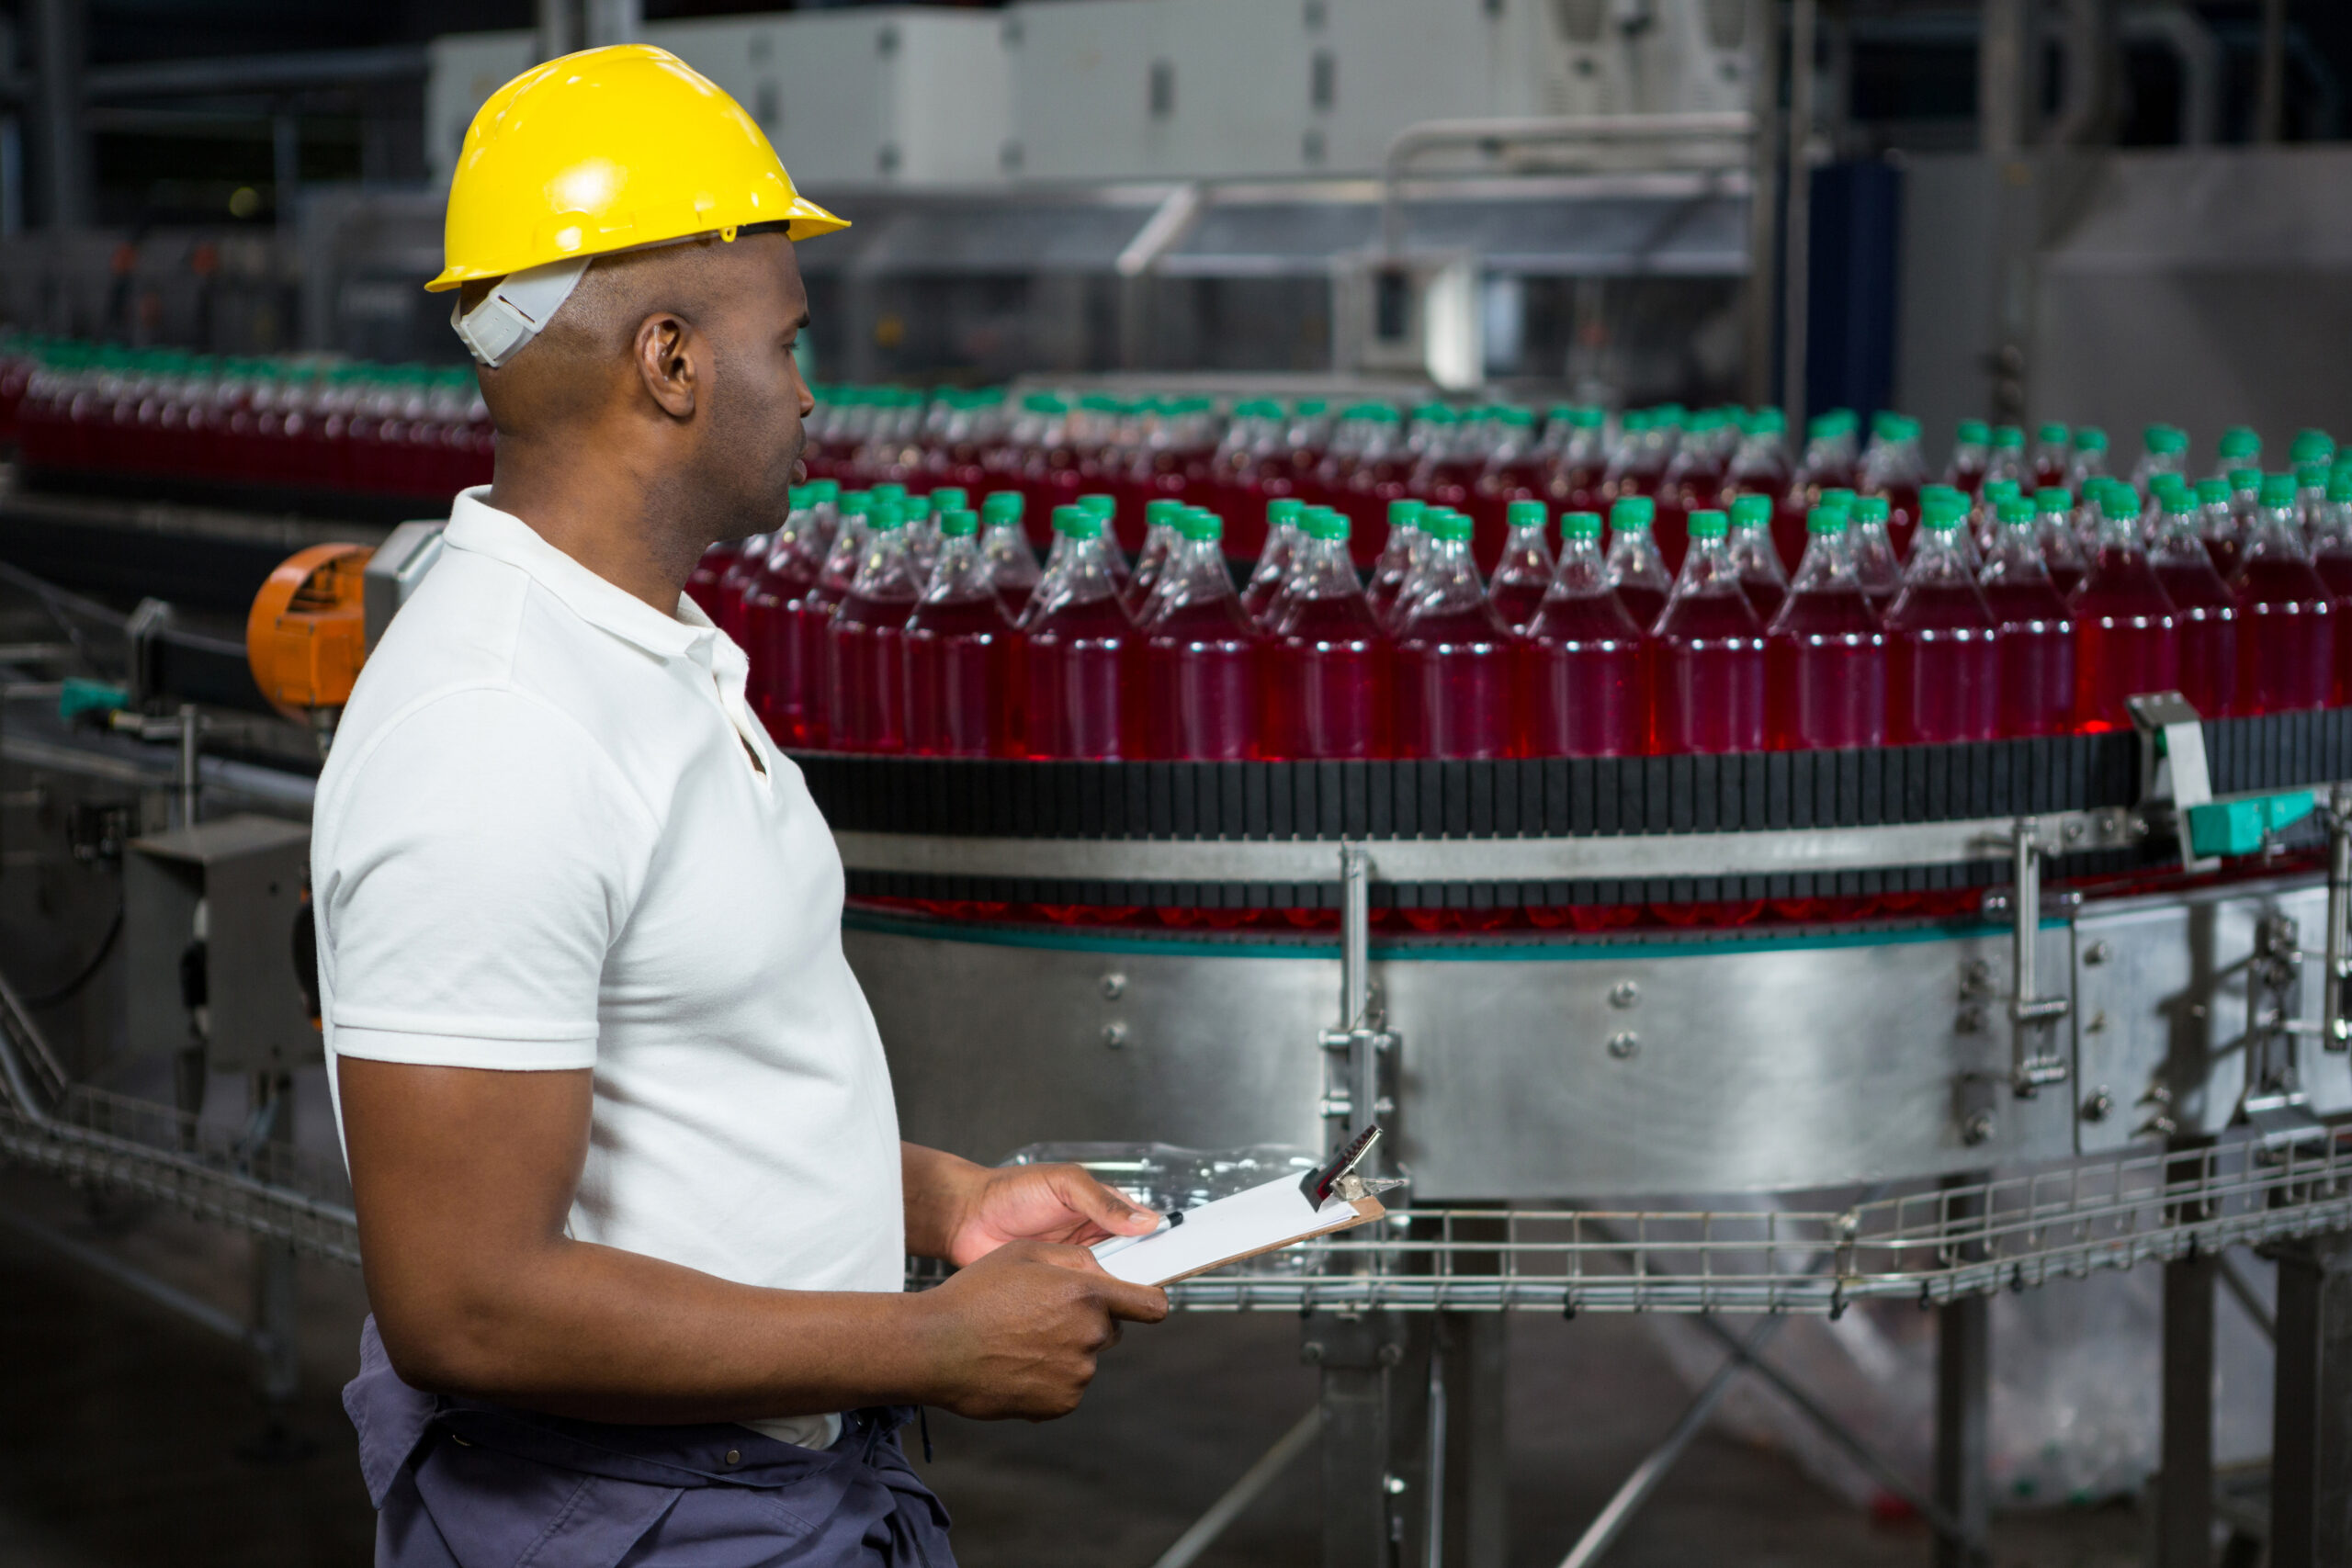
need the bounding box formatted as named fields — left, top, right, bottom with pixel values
left=1319, top=844, right=1396, bottom=1166
left=25, top=0, right=86, bottom=231
left=2007, top=823, right=2071, bottom=1095
left=1934, top=1175, right=1991, bottom=1568
left=1779, top=0, right=1815, bottom=426
left=2268, top=1228, right=2352, bottom=1566
left=2323, top=785, right=2352, bottom=1051
left=2158, top=1247, right=2216, bottom=1568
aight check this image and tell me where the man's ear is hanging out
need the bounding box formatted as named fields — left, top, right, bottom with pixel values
left=633, top=313, right=699, bottom=420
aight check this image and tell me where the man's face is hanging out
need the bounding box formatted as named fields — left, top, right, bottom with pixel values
left=704, top=233, right=815, bottom=540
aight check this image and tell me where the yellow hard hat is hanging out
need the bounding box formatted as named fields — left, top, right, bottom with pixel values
left=428, top=42, right=845, bottom=294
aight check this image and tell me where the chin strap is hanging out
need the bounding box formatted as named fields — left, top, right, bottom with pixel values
left=450, top=255, right=593, bottom=368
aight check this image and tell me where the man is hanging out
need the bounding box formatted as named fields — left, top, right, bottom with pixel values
left=316, top=45, right=1167, bottom=1565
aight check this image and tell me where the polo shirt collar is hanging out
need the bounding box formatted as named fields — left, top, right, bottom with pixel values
left=444, top=488, right=717, bottom=664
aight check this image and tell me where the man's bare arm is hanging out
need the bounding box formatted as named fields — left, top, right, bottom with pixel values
left=340, top=1056, right=1166, bottom=1425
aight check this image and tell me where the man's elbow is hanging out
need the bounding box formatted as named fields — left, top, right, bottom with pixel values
left=369, top=1279, right=538, bottom=1399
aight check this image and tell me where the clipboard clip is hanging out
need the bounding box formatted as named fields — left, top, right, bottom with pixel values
left=1303, top=1123, right=1403, bottom=1207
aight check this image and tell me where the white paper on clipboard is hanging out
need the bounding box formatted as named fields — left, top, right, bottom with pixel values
left=1091, top=1171, right=1384, bottom=1287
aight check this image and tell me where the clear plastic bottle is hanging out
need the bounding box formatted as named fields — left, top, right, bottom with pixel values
left=1394, top=510, right=1517, bottom=759
left=1521, top=510, right=1647, bottom=757
left=1979, top=493, right=2075, bottom=737
left=1131, top=508, right=1261, bottom=761
left=812, top=491, right=875, bottom=610
left=1860, top=411, right=1927, bottom=542
left=910, top=485, right=966, bottom=580
left=1125, top=497, right=1185, bottom=615
left=2311, top=468, right=2352, bottom=705
left=2131, top=424, right=2188, bottom=491
left=1727, top=407, right=1799, bottom=567
left=1268, top=507, right=1391, bottom=760
left=1487, top=499, right=1556, bottom=632
left=1848, top=493, right=1905, bottom=614
left=1985, top=424, right=2029, bottom=488
left=2071, top=484, right=2179, bottom=733
left=1793, top=408, right=1860, bottom=502
left=1475, top=406, right=1550, bottom=538
left=740, top=485, right=831, bottom=747
left=2066, top=427, right=2109, bottom=491
left=2296, top=461, right=2331, bottom=541
left=904, top=508, right=1023, bottom=758
left=825, top=500, right=923, bottom=752
left=1603, top=495, right=1672, bottom=632
left=2211, top=469, right=2262, bottom=580
left=1883, top=500, right=2000, bottom=744
left=1765, top=505, right=1884, bottom=750
left=2233, top=471, right=2335, bottom=714
left=1542, top=404, right=1611, bottom=515
left=979, top=490, right=1042, bottom=617
left=1241, top=496, right=1307, bottom=626
left=1653, top=508, right=1767, bottom=754
left=2031, top=422, right=2072, bottom=490
left=1660, top=406, right=1733, bottom=536
left=2033, top=487, right=2088, bottom=596
left=1022, top=504, right=1136, bottom=759
left=2214, top=425, right=2262, bottom=486
left=1365, top=498, right=1426, bottom=632
left=1601, top=408, right=1670, bottom=504
left=1728, top=491, right=1791, bottom=624
left=1973, top=478, right=2021, bottom=560
left=1076, top=493, right=1132, bottom=587
left=1945, top=418, right=1992, bottom=498
left=2150, top=487, right=2239, bottom=720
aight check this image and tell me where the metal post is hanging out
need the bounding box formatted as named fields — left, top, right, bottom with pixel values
left=1433, top=1311, right=1507, bottom=1568
left=26, top=0, right=87, bottom=231
left=1979, top=0, right=2027, bottom=158
left=2323, top=787, right=2351, bottom=1049
left=2156, top=1252, right=2216, bottom=1568
left=2254, top=0, right=2288, bottom=145
left=1340, top=843, right=1370, bottom=1031
left=2008, top=824, right=2069, bottom=1092
left=271, top=112, right=300, bottom=226
left=1778, top=0, right=1815, bottom=426
left=1306, top=1313, right=1423, bottom=1568
left=1740, top=0, right=1781, bottom=410
left=1935, top=1177, right=1990, bottom=1568
left=239, top=1068, right=313, bottom=1461
left=535, top=0, right=582, bottom=62
left=2269, top=1229, right=2352, bottom=1568
left=583, top=0, right=641, bottom=48
left=175, top=704, right=200, bottom=830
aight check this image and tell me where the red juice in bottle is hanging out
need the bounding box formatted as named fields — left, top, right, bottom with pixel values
left=1883, top=505, right=2000, bottom=743
left=2151, top=489, right=2239, bottom=718
left=1985, top=424, right=2029, bottom=490
left=1653, top=508, right=1767, bottom=753
left=2069, top=486, right=2178, bottom=733
left=1844, top=493, right=1903, bottom=614
left=1125, top=497, right=1185, bottom=615
left=1394, top=510, right=1516, bottom=759
left=1765, top=505, right=1885, bottom=750
left=824, top=502, right=923, bottom=752
left=978, top=491, right=1042, bottom=618
left=2033, top=487, right=2088, bottom=597
left=1474, top=407, right=1548, bottom=538
left=2311, top=470, right=2352, bottom=701
left=1487, top=499, right=1556, bottom=632
left=741, top=487, right=829, bottom=746
left=1521, top=510, right=1646, bottom=756
left=1728, top=492, right=1790, bottom=623
left=1978, top=492, right=2075, bottom=737
left=1022, top=505, right=1136, bottom=758
left=2031, top=422, right=2072, bottom=491
left=1134, top=508, right=1261, bottom=760
left=2233, top=471, right=2335, bottom=714
left=1543, top=405, right=1610, bottom=514
left=1604, top=495, right=1671, bottom=632
left=685, top=542, right=739, bottom=623
left=1364, top=498, right=1426, bottom=631
left=1269, top=508, right=1391, bottom=758
left=1659, top=407, right=1732, bottom=536
left=1241, top=497, right=1306, bottom=626
left=904, top=507, right=1023, bottom=757
left=1860, top=411, right=1927, bottom=547
left=1944, top=419, right=1991, bottom=499
left=2204, top=471, right=2256, bottom=580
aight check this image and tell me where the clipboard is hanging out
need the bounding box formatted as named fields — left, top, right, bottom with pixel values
left=1089, top=1125, right=1397, bottom=1288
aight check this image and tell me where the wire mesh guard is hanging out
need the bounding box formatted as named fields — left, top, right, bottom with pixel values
left=0, top=1083, right=359, bottom=1265
left=994, top=1130, right=2352, bottom=1315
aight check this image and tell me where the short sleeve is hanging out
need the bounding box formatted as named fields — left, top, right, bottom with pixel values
left=316, top=686, right=659, bottom=1070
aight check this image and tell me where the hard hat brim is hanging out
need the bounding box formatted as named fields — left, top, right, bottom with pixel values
left=424, top=195, right=850, bottom=293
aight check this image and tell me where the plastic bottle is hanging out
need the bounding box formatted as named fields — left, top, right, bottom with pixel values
left=2296, top=461, right=2331, bottom=541
left=1601, top=409, right=1669, bottom=504
left=2310, top=468, right=2352, bottom=704
left=1979, top=493, right=2076, bottom=738
left=685, top=541, right=740, bottom=623
left=1394, top=510, right=1517, bottom=759
left=1765, top=506, right=1885, bottom=750
left=2150, top=486, right=2239, bottom=720
left=979, top=490, right=1042, bottom=616
left=715, top=525, right=775, bottom=643
left=740, top=486, right=831, bottom=747
left=1331, top=403, right=1411, bottom=542
left=1521, top=510, right=1647, bottom=758
left=1364, top=498, right=1425, bottom=631
left=1985, top=424, right=2029, bottom=488
left=2031, top=423, right=2072, bottom=490
left=2032, top=487, right=2088, bottom=596
left=2132, top=424, right=2188, bottom=491
left=1945, top=418, right=1991, bottom=498
left=1604, top=495, right=1671, bottom=632
left=1021, top=505, right=1136, bottom=759
left=1660, top=406, right=1732, bottom=536
left=1847, top=494, right=1905, bottom=613
left=1726, top=408, right=1798, bottom=566
left=1883, top=498, right=2000, bottom=744
left=825, top=501, right=923, bottom=752
left=2233, top=471, right=2335, bottom=715
left=1134, top=508, right=1261, bottom=760
left=1542, top=404, right=1611, bottom=515
left=2214, top=425, right=2261, bottom=486
left=812, top=491, right=875, bottom=610
left=2203, top=471, right=2256, bottom=581
left=1793, top=409, right=1860, bottom=501
left=1487, top=499, right=1556, bottom=632
left=1242, top=497, right=1308, bottom=626
left=1076, top=493, right=1132, bottom=587
left=1728, top=491, right=1791, bottom=624
left=1475, top=406, right=1549, bottom=538
left=1860, top=412, right=1927, bottom=543
left=904, top=508, right=1023, bottom=758
left=2070, top=484, right=2179, bottom=733
left=1653, top=508, right=1767, bottom=754
left=1268, top=506, right=1391, bottom=760
left=1125, top=497, right=1185, bottom=615
left=910, top=485, right=966, bottom=579
left=1972, top=478, right=2020, bottom=559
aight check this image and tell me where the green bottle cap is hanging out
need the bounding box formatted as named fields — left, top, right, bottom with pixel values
left=1922, top=491, right=1969, bottom=528
left=1956, top=419, right=1991, bottom=446
left=1687, top=509, right=1728, bottom=539
left=1052, top=504, right=1102, bottom=539
left=1622, top=410, right=1653, bottom=434
left=2100, top=489, right=2140, bottom=523
left=1996, top=495, right=2034, bottom=525
left=2298, top=463, right=2328, bottom=488
left=869, top=500, right=907, bottom=531
left=1822, top=408, right=1857, bottom=436
left=1302, top=508, right=1350, bottom=542
left=2195, top=478, right=2232, bottom=506
left=1608, top=496, right=1656, bottom=530
left=1146, top=498, right=1182, bottom=526
left=2074, top=427, right=2108, bottom=453
left=1873, top=410, right=1907, bottom=441
left=1569, top=406, right=1607, bottom=429
left=2330, top=470, right=2352, bottom=504
left=2260, top=471, right=2298, bottom=507
left=2143, top=424, right=2187, bottom=457
left=928, top=486, right=967, bottom=513
left=1986, top=479, right=2022, bottom=502
left=1821, top=488, right=1856, bottom=513
left=2291, top=429, right=2336, bottom=464
left=1854, top=495, right=1891, bottom=525
left=1746, top=407, right=1785, bottom=435
left=1991, top=424, right=2025, bottom=450
left=810, top=479, right=842, bottom=502
left=2037, top=422, right=2069, bottom=446
left=1805, top=506, right=1848, bottom=536
left=980, top=491, right=1023, bottom=524
left=1427, top=511, right=1473, bottom=543
left=1653, top=402, right=1687, bottom=429
left=839, top=491, right=872, bottom=518
left=1267, top=497, right=1305, bottom=529
left=1382, top=499, right=1421, bottom=531
left=1175, top=510, right=1223, bottom=542
left=1561, top=511, right=1602, bottom=541
left=2036, top=487, right=2072, bottom=511
left=873, top=482, right=908, bottom=502
left=787, top=484, right=809, bottom=509
left=2220, top=426, right=2261, bottom=461
left=1505, top=499, right=1546, bottom=530
left=938, top=509, right=978, bottom=538
left=2229, top=468, right=2262, bottom=491
left=1079, top=494, right=1114, bottom=522
left=1730, top=493, right=1772, bottom=529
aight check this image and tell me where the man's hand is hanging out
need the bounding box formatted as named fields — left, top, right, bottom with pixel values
left=912, top=1239, right=1169, bottom=1420
left=902, top=1145, right=1161, bottom=1267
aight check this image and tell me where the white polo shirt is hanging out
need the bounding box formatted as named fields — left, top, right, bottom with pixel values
left=313, top=489, right=904, bottom=1450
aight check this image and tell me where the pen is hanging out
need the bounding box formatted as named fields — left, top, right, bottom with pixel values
left=1091, top=1208, right=1183, bottom=1261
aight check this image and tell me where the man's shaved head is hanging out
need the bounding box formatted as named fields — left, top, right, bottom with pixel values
left=466, top=231, right=813, bottom=592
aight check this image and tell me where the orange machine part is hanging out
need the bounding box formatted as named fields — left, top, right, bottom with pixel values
left=246, top=543, right=374, bottom=723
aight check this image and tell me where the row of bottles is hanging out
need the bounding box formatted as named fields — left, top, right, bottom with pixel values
left=0, top=335, right=492, bottom=500
left=697, top=455, right=2352, bottom=761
